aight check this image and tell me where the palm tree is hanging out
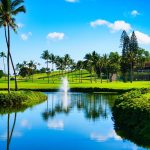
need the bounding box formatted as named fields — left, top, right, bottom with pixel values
left=41, top=50, right=50, bottom=83
left=76, top=60, right=84, bottom=83
left=55, top=56, right=65, bottom=78
left=49, top=53, right=55, bottom=83
left=0, top=0, right=26, bottom=93
left=0, top=51, right=6, bottom=79
left=28, top=60, right=39, bottom=82
left=91, top=51, right=99, bottom=82
left=84, top=53, right=93, bottom=83
left=64, top=54, right=71, bottom=76
left=97, top=55, right=104, bottom=83
left=103, top=54, right=109, bottom=83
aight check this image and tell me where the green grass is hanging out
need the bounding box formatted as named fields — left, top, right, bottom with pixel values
left=1, top=70, right=150, bottom=91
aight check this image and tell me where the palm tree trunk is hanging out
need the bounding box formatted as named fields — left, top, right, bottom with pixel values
left=9, top=113, right=17, bottom=144
left=99, top=67, right=102, bottom=83
left=3, top=56, right=6, bottom=80
left=130, top=63, right=133, bottom=83
left=32, top=70, right=34, bottom=83
left=4, top=26, right=10, bottom=93
left=47, top=60, right=49, bottom=83
left=71, top=70, right=73, bottom=82
left=7, top=114, right=10, bottom=150
left=90, top=71, right=92, bottom=83
left=81, top=69, right=83, bottom=83
left=94, top=67, right=97, bottom=83
left=9, top=53, right=18, bottom=91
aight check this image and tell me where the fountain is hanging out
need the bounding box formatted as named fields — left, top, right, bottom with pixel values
left=60, top=77, right=70, bottom=110
left=61, top=77, right=69, bottom=93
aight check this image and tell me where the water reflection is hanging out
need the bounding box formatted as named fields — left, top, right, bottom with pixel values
left=42, top=93, right=116, bottom=122
left=112, top=104, right=150, bottom=149
left=1, top=92, right=147, bottom=150
left=5, top=113, right=17, bottom=150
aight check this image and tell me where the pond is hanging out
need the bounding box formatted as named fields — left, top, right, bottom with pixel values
left=0, top=92, right=147, bottom=150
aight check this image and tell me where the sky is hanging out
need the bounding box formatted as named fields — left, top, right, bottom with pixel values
left=0, top=0, right=150, bottom=69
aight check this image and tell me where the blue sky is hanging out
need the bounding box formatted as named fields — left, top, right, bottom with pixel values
left=0, top=0, right=150, bottom=69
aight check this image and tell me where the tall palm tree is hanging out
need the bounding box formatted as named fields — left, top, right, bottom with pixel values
left=103, top=54, right=109, bottom=83
left=41, top=50, right=50, bottom=83
left=97, top=55, right=104, bottom=83
left=77, top=60, right=84, bottom=83
left=0, top=0, right=26, bottom=93
left=84, top=53, right=93, bottom=83
left=0, top=51, right=6, bottom=79
left=49, top=53, right=55, bottom=83
left=64, top=54, right=71, bottom=75
left=55, top=56, right=65, bottom=78
left=28, top=60, right=39, bottom=82
left=91, top=51, right=99, bottom=83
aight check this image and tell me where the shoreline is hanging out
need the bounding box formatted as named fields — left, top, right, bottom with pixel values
left=0, top=87, right=138, bottom=93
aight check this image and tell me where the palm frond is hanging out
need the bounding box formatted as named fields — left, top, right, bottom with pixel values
left=12, top=5, right=26, bottom=15
left=11, top=0, right=24, bottom=11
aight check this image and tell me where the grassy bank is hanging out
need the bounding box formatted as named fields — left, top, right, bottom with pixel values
left=0, top=79, right=150, bottom=92
left=112, top=89, right=150, bottom=148
left=0, top=91, right=47, bottom=114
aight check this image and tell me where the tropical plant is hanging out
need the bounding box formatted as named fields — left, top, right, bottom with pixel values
left=41, top=50, right=50, bottom=83
left=0, top=0, right=26, bottom=93
left=0, top=51, right=6, bottom=79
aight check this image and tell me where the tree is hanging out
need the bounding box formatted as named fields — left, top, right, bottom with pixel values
left=0, top=0, right=26, bottom=93
left=84, top=51, right=99, bottom=83
left=49, top=53, right=55, bottom=83
left=0, top=51, right=6, bottom=79
left=64, top=54, right=71, bottom=76
left=128, top=31, right=139, bottom=83
left=84, top=53, right=93, bottom=83
left=120, top=30, right=130, bottom=82
left=41, top=50, right=50, bottom=83
left=55, top=56, right=65, bottom=78
left=76, top=60, right=84, bottom=83
left=108, top=52, right=120, bottom=82
left=28, top=60, right=39, bottom=82
left=103, top=54, right=109, bottom=82
left=19, top=67, right=32, bottom=78
left=96, top=55, right=104, bottom=83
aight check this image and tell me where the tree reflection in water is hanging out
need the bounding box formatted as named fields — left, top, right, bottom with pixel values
left=42, top=92, right=116, bottom=121
left=6, top=113, right=17, bottom=150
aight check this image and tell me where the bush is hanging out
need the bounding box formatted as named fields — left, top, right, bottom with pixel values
left=112, top=89, right=150, bottom=148
left=0, top=91, right=47, bottom=114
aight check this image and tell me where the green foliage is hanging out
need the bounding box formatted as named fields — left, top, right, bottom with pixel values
left=0, top=91, right=47, bottom=114
left=113, top=89, right=150, bottom=148
left=19, top=67, right=32, bottom=78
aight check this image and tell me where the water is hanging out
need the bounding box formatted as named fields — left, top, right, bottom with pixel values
left=0, top=92, right=147, bottom=150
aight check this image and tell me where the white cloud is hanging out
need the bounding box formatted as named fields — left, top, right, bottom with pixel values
left=20, top=119, right=32, bottom=129
left=17, top=23, right=24, bottom=28
left=131, top=10, right=140, bottom=17
left=47, top=120, right=64, bottom=130
left=91, top=130, right=122, bottom=142
left=65, top=0, right=78, bottom=3
left=134, top=31, right=150, bottom=45
left=90, top=19, right=109, bottom=27
left=21, top=32, right=32, bottom=41
left=47, top=32, right=65, bottom=40
left=90, top=19, right=132, bottom=32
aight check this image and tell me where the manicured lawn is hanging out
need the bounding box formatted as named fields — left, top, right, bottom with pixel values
left=0, top=70, right=150, bottom=91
